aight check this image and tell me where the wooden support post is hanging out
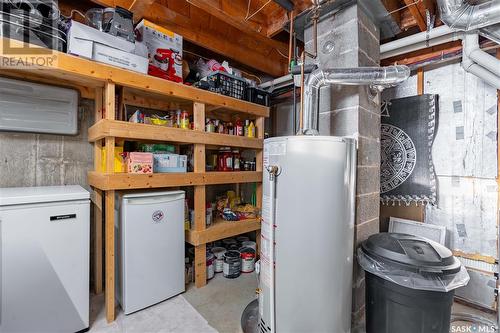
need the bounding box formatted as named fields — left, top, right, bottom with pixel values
left=417, top=68, right=424, bottom=95
left=103, top=82, right=116, bottom=322
left=255, top=117, right=264, bottom=208
left=93, top=87, right=104, bottom=295
left=255, top=116, right=265, bottom=256
left=193, top=102, right=207, bottom=287
left=105, top=190, right=115, bottom=322
left=93, top=189, right=103, bottom=295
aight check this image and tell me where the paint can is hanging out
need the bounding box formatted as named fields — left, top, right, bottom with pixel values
left=223, top=250, right=241, bottom=279
left=240, top=247, right=256, bottom=273
left=241, top=241, right=256, bottom=251
left=227, top=243, right=240, bottom=251
left=237, top=236, right=250, bottom=245
left=206, top=252, right=215, bottom=280
left=222, top=238, right=237, bottom=248
left=211, top=247, right=226, bottom=273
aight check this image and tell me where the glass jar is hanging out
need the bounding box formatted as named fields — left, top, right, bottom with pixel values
left=217, top=148, right=233, bottom=171
left=232, top=150, right=241, bottom=171
left=180, top=110, right=190, bottom=129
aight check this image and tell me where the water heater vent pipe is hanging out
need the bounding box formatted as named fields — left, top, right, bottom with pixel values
left=300, top=65, right=410, bottom=135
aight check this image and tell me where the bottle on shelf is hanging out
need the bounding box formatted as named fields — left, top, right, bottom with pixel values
left=180, top=110, right=190, bottom=129
left=247, top=121, right=255, bottom=138
left=232, top=149, right=240, bottom=171
left=235, top=118, right=243, bottom=136
left=206, top=118, right=215, bottom=132
left=244, top=120, right=249, bottom=137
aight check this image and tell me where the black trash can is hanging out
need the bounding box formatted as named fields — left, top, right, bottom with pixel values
left=358, top=233, right=470, bottom=333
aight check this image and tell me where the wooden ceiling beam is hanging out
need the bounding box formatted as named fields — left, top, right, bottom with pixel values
left=382, top=0, right=402, bottom=29
left=128, top=0, right=155, bottom=23
left=265, top=1, right=314, bottom=38
left=90, top=0, right=287, bottom=76
left=185, top=0, right=288, bottom=54
left=400, top=8, right=418, bottom=31
left=402, top=0, right=427, bottom=31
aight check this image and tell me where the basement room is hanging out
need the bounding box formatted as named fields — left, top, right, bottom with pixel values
left=0, top=0, right=498, bottom=332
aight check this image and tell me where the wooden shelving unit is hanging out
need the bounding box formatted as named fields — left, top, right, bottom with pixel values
left=0, top=38, right=268, bottom=323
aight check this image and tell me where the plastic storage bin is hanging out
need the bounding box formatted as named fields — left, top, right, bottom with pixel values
left=358, top=233, right=470, bottom=333
left=153, top=153, right=187, bottom=173
left=203, top=71, right=247, bottom=100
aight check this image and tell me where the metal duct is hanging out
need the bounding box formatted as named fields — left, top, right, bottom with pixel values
left=300, top=65, right=410, bottom=135
left=479, top=22, right=500, bottom=44
left=436, top=0, right=500, bottom=31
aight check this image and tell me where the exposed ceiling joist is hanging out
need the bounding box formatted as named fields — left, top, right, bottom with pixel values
left=185, top=0, right=288, bottom=54
left=266, top=0, right=314, bottom=38
left=128, top=0, right=155, bottom=23
left=402, top=0, right=426, bottom=31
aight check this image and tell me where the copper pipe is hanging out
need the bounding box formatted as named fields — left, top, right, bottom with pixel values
left=305, top=7, right=319, bottom=59
left=288, top=11, right=294, bottom=70
left=299, top=51, right=305, bottom=133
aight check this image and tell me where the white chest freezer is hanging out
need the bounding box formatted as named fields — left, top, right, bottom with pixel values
left=0, top=185, right=90, bottom=333
left=116, top=190, right=185, bottom=314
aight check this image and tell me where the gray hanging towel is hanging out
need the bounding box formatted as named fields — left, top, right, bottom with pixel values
left=380, top=94, right=439, bottom=206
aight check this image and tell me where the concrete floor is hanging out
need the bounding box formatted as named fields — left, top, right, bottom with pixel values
left=184, top=272, right=259, bottom=333
left=89, top=273, right=497, bottom=333
left=88, top=272, right=258, bottom=333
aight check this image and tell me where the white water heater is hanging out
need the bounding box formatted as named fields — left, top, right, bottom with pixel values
left=259, top=136, right=357, bottom=333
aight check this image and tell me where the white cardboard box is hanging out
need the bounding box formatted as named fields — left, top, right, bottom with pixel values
left=67, top=21, right=148, bottom=74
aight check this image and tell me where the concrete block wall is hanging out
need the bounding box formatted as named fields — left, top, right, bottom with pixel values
left=0, top=99, right=94, bottom=189
left=305, top=3, right=381, bottom=328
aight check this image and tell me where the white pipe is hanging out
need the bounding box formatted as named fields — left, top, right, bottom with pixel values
left=461, top=32, right=500, bottom=89
left=381, top=25, right=457, bottom=55
left=381, top=32, right=463, bottom=59
left=464, top=62, right=500, bottom=89
left=259, top=74, right=293, bottom=90
left=464, top=32, right=500, bottom=77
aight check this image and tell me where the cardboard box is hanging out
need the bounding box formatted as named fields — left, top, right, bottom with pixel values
left=135, top=19, right=183, bottom=83
left=125, top=152, right=153, bottom=174
left=67, top=20, right=148, bottom=74
left=101, top=146, right=124, bottom=173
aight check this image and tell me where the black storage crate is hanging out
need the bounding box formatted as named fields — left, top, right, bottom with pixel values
left=203, top=71, right=247, bottom=100
left=246, top=87, right=270, bottom=106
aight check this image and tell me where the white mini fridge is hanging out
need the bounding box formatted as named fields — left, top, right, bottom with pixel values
left=116, top=190, right=185, bottom=314
left=0, top=185, right=90, bottom=333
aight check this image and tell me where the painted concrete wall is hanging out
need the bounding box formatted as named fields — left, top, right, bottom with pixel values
left=0, top=98, right=94, bottom=189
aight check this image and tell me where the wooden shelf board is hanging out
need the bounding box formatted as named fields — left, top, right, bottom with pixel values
left=88, top=120, right=263, bottom=149
left=186, top=218, right=261, bottom=246
left=0, top=38, right=269, bottom=117
left=88, top=171, right=262, bottom=190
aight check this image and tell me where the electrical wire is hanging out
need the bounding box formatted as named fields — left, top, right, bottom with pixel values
left=245, top=0, right=271, bottom=21
left=275, top=48, right=289, bottom=59
left=387, top=0, right=423, bottom=16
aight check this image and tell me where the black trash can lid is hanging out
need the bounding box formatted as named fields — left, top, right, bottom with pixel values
left=361, top=233, right=461, bottom=275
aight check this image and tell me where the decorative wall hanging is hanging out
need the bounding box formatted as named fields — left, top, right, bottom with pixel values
left=380, top=94, right=439, bottom=206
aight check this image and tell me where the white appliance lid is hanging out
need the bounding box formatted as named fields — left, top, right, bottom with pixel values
left=122, top=190, right=185, bottom=200
left=0, top=185, right=90, bottom=206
